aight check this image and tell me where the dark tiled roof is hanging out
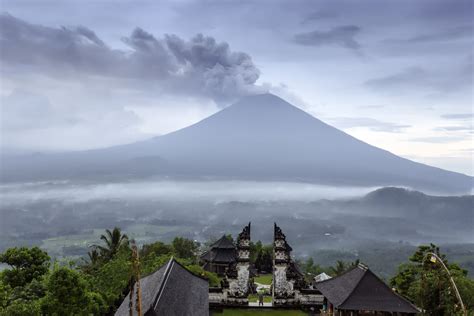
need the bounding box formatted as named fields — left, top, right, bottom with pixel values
left=201, top=248, right=236, bottom=263
left=200, top=236, right=236, bottom=264
left=210, top=235, right=236, bottom=249
left=316, top=264, right=419, bottom=314
left=200, top=250, right=211, bottom=261
left=316, top=265, right=366, bottom=307
left=115, top=258, right=208, bottom=316
left=115, top=262, right=167, bottom=316
left=152, top=260, right=209, bottom=316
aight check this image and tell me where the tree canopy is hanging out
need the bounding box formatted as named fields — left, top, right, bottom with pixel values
left=0, top=229, right=219, bottom=315
left=41, top=266, right=106, bottom=316
left=96, top=227, right=129, bottom=260
left=1, top=233, right=472, bottom=315
left=391, top=244, right=474, bottom=315
left=0, top=247, right=50, bottom=288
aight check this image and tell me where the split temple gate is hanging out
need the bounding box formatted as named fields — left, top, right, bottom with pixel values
left=207, top=222, right=420, bottom=315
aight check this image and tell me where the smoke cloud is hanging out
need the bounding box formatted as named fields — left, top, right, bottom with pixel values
left=0, top=13, right=263, bottom=103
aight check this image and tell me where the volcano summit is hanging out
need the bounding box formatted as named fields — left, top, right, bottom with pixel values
left=2, top=94, right=472, bottom=194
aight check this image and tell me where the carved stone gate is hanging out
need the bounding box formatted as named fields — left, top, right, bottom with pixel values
left=272, top=223, right=307, bottom=306
left=209, top=223, right=251, bottom=306
left=209, top=222, right=323, bottom=309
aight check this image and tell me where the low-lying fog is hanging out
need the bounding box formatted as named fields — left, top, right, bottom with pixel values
left=1, top=179, right=473, bottom=277
left=0, top=179, right=379, bottom=205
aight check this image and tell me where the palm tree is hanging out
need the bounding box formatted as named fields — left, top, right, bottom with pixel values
left=330, top=260, right=347, bottom=276
left=97, top=227, right=129, bottom=259
left=80, top=246, right=103, bottom=273
left=87, top=247, right=101, bottom=265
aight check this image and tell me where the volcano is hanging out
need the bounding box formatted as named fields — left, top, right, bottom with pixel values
left=2, top=94, right=472, bottom=193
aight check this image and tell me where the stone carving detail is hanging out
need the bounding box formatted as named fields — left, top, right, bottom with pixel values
left=226, top=262, right=238, bottom=279
left=228, top=263, right=250, bottom=298
left=224, top=222, right=251, bottom=304
left=238, top=223, right=251, bottom=244
left=273, top=223, right=306, bottom=305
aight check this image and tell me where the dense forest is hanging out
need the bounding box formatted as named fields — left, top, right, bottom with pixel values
left=0, top=228, right=473, bottom=315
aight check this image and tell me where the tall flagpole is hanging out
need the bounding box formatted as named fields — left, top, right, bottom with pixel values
left=424, top=252, right=466, bottom=316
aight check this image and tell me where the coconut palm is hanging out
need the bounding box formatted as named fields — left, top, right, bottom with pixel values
left=97, top=227, right=129, bottom=259
left=87, top=247, right=101, bottom=265
left=330, top=260, right=347, bottom=276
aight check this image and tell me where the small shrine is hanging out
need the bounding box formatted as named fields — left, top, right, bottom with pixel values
left=200, top=235, right=237, bottom=275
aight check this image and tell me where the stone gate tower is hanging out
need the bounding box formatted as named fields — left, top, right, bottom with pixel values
left=225, top=222, right=251, bottom=305
left=272, top=223, right=305, bottom=306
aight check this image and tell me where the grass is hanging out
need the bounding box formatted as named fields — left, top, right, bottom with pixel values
left=248, top=294, right=272, bottom=303
left=254, top=274, right=272, bottom=285
left=220, top=310, right=306, bottom=316
left=40, top=229, right=104, bottom=257
left=40, top=224, right=189, bottom=258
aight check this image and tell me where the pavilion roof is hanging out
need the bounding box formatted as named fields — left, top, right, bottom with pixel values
left=115, top=258, right=208, bottom=316
left=200, top=248, right=236, bottom=263
left=209, top=235, right=236, bottom=249
left=315, top=264, right=419, bottom=314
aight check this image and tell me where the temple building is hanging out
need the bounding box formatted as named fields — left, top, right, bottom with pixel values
left=115, top=258, right=208, bottom=316
left=114, top=222, right=420, bottom=315
left=315, top=263, right=420, bottom=315
left=200, top=235, right=237, bottom=275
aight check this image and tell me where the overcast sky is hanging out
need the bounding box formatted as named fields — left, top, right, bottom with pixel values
left=0, top=0, right=472, bottom=175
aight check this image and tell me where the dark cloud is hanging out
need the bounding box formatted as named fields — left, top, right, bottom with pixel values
left=328, top=117, right=410, bottom=133
left=365, top=58, right=472, bottom=94
left=400, top=25, right=473, bottom=43
left=293, top=25, right=361, bottom=50
left=441, top=113, right=474, bottom=120
left=421, top=0, right=473, bottom=22
left=163, top=33, right=261, bottom=101
left=0, top=14, right=122, bottom=74
left=0, top=13, right=263, bottom=104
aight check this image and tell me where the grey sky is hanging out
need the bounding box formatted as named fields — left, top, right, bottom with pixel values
left=0, top=0, right=472, bottom=175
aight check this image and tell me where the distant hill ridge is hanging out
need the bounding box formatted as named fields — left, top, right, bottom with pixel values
left=1, top=93, right=472, bottom=194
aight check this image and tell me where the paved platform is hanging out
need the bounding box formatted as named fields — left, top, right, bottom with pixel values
left=248, top=302, right=273, bottom=307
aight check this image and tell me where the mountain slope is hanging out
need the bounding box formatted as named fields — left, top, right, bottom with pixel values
left=328, top=187, right=474, bottom=240
left=1, top=94, right=472, bottom=193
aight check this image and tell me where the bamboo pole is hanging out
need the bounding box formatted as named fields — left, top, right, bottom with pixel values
left=423, top=252, right=467, bottom=316
left=129, top=277, right=135, bottom=316
left=130, top=240, right=142, bottom=316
